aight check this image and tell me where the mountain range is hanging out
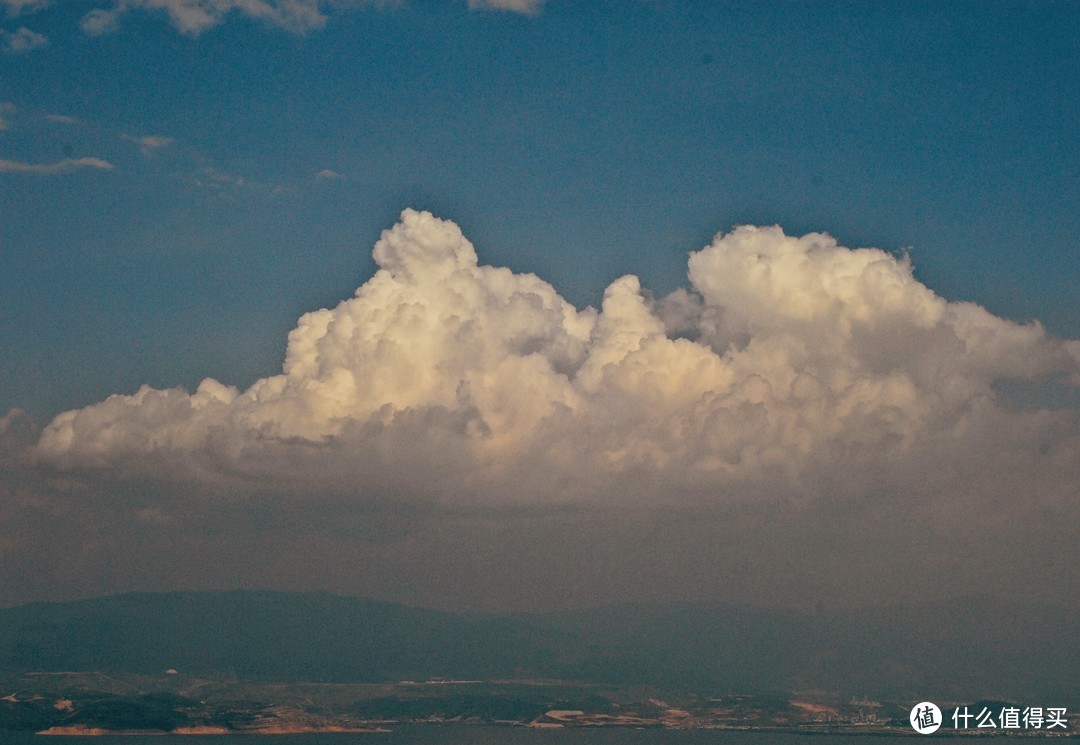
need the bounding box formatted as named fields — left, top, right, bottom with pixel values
left=0, top=590, right=1074, bottom=703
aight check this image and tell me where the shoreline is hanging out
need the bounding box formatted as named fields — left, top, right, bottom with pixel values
left=36, top=724, right=393, bottom=736
left=29, top=723, right=1079, bottom=737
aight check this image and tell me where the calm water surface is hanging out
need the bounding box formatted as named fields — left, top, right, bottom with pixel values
left=4, top=730, right=920, bottom=745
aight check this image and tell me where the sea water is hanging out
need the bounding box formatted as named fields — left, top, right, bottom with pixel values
left=0, top=730, right=921, bottom=745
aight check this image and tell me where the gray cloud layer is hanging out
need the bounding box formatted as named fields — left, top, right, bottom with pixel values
left=8, top=210, right=1080, bottom=611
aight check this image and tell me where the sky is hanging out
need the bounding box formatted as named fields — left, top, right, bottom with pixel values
left=0, top=0, right=1078, bottom=614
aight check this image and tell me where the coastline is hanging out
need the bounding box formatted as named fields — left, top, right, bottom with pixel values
left=37, top=724, right=392, bottom=736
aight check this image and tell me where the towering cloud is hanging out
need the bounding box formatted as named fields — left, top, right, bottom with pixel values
left=32, top=210, right=1080, bottom=515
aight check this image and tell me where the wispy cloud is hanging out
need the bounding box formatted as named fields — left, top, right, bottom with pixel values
left=467, top=0, right=545, bottom=15
left=60, top=1, right=534, bottom=40
left=122, top=133, right=175, bottom=155
left=0, top=25, right=46, bottom=52
left=315, top=168, right=344, bottom=181
left=2, top=0, right=51, bottom=16
left=45, top=113, right=79, bottom=125
left=0, top=156, right=114, bottom=174
left=190, top=164, right=245, bottom=189
left=80, top=7, right=120, bottom=36
left=0, top=102, right=15, bottom=131
left=184, top=163, right=285, bottom=194
left=84, top=0, right=328, bottom=36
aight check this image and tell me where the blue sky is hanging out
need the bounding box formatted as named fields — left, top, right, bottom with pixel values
left=2, top=0, right=1077, bottom=422
left=1, top=1, right=1078, bottom=614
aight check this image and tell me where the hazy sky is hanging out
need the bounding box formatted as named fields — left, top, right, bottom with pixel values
left=1, top=0, right=1078, bottom=613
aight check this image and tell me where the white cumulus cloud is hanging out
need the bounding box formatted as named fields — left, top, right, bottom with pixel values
left=31, top=210, right=1080, bottom=517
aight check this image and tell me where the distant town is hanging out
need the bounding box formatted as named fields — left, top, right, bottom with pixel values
left=2, top=671, right=1076, bottom=736
left=1, top=591, right=1076, bottom=737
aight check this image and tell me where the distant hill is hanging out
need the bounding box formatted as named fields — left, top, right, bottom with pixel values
left=0, top=590, right=584, bottom=683
left=536, top=597, right=1080, bottom=702
left=0, top=590, right=1074, bottom=702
